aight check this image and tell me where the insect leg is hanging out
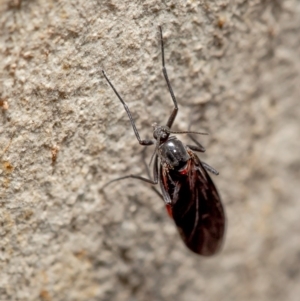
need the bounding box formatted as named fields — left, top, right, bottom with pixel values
left=201, top=162, right=219, bottom=175
left=101, top=154, right=159, bottom=190
left=187, top=144, right=206, bottom=153
left=141, top=147, right=152, bottom=178
left=142, top=148, right=164, bottom=201
left=151, top=186, right=164, bottom=200
left=102, top=70, right=154, bottom=146
left=159, top=26, right=178, bottom=129
left=187, top=134, right=206, bottom=152
left=159, top=167, right=173, bottom=204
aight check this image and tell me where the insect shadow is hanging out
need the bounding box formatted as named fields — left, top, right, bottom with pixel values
left=102, top=26, right=225, bottom=256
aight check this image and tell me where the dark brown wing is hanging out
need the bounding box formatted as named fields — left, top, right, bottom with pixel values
left=160, top=151, right=225, bottom=256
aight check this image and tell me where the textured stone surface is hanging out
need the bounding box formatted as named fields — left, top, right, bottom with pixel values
left=1, top=0, right=300, bottom=300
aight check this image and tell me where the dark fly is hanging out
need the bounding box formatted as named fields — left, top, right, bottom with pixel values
left=102, top=27, right=225, bottom=256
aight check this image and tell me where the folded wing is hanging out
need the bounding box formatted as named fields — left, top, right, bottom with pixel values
left=160, top=152, right=225, bottom=256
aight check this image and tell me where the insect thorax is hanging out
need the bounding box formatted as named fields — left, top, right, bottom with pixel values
left=158, top=136, right=190, bottom=169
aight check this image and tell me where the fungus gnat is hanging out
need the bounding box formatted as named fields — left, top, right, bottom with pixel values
left=102, top=27, right=225, bottom=256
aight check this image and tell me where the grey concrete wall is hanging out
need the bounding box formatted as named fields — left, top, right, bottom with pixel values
left=1, top=1, right=300, bottom=300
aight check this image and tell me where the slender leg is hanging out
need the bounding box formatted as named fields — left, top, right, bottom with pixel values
left=141, top=148, right=164, bottom=201
left=187, top=144, right=206, bottom=153
left=142, top=147, right=169, bottom=204
left=159, top=26, right=178, bottom=129
left=201, top=162, right=219, bottom=175
left=102, top=70, right=154, bottom=146
left=151, top=186, right=164, bottom=200
left=187, top=134, right=206, bottom=152
left=159, top=172, right=172, bottom=204
left=101, top=155, right=159, bottom=190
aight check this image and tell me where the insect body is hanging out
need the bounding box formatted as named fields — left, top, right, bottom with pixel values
left=102, top=27, right=225, bottom=256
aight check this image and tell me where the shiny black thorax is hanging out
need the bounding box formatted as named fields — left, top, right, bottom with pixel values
left=158, top=136, right=190, bottom=170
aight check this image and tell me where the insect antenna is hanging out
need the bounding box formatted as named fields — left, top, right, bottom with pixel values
left=168, top=130, right=208, bottom=135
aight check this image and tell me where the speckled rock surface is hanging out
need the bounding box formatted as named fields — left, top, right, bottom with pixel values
left=1, top=1, right=300, bottom=300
